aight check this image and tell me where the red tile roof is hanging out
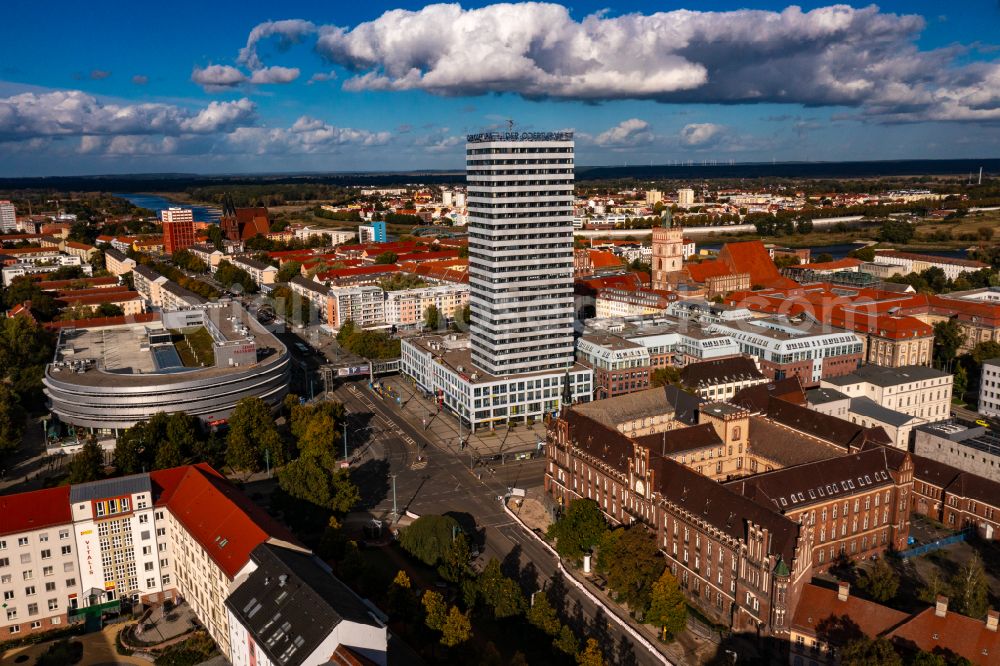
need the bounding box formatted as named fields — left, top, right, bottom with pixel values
left=44, top=312, right=160, bottom=330
left=719, top=240, right=786, bottom=286
left=792, top=583, right=908, bottom=640
left=685, top=259, right=732, bottom=282
left=588, top=249, right=624, bottom=269
left=316, top=264, right=399, bottom=281
left=54, top=290, right=142, bottom=307
left=36, top=276, right=120, bottom=290
left=791, top=257, right=864, bottom=271
left=0, top=486, right=72, bottom=536
left=161, top=466, right=301, bottom=579
left=887, top=606, right=1000, bottom=664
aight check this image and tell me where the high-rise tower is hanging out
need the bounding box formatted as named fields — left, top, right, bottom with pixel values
left=466, top=131, right=576, bottom=376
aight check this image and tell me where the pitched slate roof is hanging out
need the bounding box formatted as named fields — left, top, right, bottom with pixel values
left=766, top=397, right=892, bottom=451
left=849, top=397, right=918, bottom=428
left=725, top=447, right=898, bottom=514
left=225, top=543, right=382, bottom=666
left=571, top=384, right=702, bottom=429
left=748, top=416, right=844, bottom=467
left=680, top=355, right=765, bottom=389
left=635, top=423, right=722, bottom=456
left=730, top=377, right=806, bottom=412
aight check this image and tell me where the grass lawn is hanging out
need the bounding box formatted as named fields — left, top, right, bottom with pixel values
left=170, top=327, right=215, bottom=367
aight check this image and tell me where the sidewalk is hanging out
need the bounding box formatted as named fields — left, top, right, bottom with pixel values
left=374, top=373, right=548, bottom=460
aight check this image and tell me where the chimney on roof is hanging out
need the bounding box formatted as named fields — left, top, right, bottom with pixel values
left=988, top=610, right=999, bottom=632
left=935, top=595, right=948, bottom=618
left=837, top=581, right=850, bottom=602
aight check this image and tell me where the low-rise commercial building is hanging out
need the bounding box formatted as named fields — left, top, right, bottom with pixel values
left=575, top=334, right=651, bottom=399
left=680, top=356, right=768, bottom=402
left=402, top=332, right=592, bottom=432
left=711, top=316, right=863, bottom=387
left=913, top=422, right=1000, bottom=484
left=821, top=365, right=952, bottom=422
left=979, top=358, right=1000, bottom=418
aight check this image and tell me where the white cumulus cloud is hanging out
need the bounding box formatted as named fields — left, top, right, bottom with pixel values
left=0, top=90, right=257, bottom=140
left=222, top=3, right=1000, bottom=122
left=679, top=123, right=725, bottom=146
left=238, top=19, right=317, bottom=70
left=596, top=119, right=654, bottom=147
left=191, top=65, right=247, bottom=91
left=225, top=115, right=391, bottom=154
left=248, top=66, right=301, bottom=85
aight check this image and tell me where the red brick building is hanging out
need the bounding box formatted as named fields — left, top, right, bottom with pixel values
left=162, top=219, right=195, bottom=255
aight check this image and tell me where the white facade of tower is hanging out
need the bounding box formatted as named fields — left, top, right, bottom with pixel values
left=466, top=132, right=576, bottom=376
left=0, top=201, right=16, bottom=232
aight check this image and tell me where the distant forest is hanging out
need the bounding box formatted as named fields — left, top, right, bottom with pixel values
left=0, top=158, right=997, bottom=193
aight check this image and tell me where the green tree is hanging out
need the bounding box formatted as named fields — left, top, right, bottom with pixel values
left=950, top=552, right=989, bottom=619
left=933, top=319, right=965, bottom=368
left=878, top=219, right=915, bottom=244
left=954, top=363, right=968, bottom=401
left=438, top=532, right=472, bottom=583
left=424, top=304, right=444, bottom=331
left=451, top=303, right=471, bottom=332
left=374, top=251, right=398, bottom=264
left=858, top=557, right=899, bottom=602
left=577, top=638, right=605, bottom=666
left=477, top=558, right=526, bottom=618
left=440, top=606, right=472, bottom=647
left=422, top=590, right=447, bottom=631
left=113, top=420, right=156, bottom=474
left=527, top=592, right=562, bottom=637
left=206, top=225, right=224, bottom=250
left=225, top=397, right=283, bottom=472
left=399, top=515, right=461, bottom=566
left=646, top=569, right=687, bottom=640
left=849, top=246, right=877, bottom=261
left=918, top=569, right=948, bottom=605
left=553, top=625, right=580, bottom=656
left=816, top=252, right=835, bottom=263
left=547, top=498, right=607, bottom=560
left=68, top=438, right=104, bottom=484
left=971, top=341, right=1000, bottom=365
left=387, top=570, right=416, bottom=616
left=651, top=367, right=681, bottom=388
left=277, top=261, right=302, bottom=283
left=774, top=254, right=801, bottom=269
left=0, top=385, right=26, bottom=460
left=840, top=636, right=902, bottom=666
left=597, top=526, right=666, bottom=615
left=2, top=276, right=56, bottom=320
left=278, top=458, right=360, bottom=513
left=795, top=218, right=814, bottom=234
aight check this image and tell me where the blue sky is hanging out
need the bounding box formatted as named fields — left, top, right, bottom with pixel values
left=1, top=1, right=999, bottom=176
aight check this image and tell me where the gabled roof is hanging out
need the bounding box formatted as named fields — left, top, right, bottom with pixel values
left=572, top=384, right=702, bottom=429
left=887, top=606, right=1000, bottom=664
left=635, top=423, right=722, bottom=456
left=653, top=454, right=801, bottom=563
left=0, top=486, right=72, bottom=536
left=680, top=356, right=765, bottom=389
left=730, top=378, right=806, bottom=413
left=748, top=416, right=844, bottom=468
left=791, top=583, right=909, bottom=640
left=850, top=396, right=919, bottom=428
left=766, top=396, right=892, bottom=450
left=725, top=447, right=899, bottom=513
left=163, top=465, right=301, bottom=579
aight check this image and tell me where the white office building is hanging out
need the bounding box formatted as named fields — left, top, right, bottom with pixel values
left=979, top=358, right=1000, bottom=418
left=0, top=200, right=16, bottom=232
left=160, top=207, right=193, bottom=225
left=466, top=131, right=575, bottom=376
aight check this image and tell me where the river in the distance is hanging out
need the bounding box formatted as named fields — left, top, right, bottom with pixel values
left=115, top=193, right=221, bottom=223
left=697, top=242, right=974, bottom=260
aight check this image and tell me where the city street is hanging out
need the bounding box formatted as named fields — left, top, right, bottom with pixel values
left=331, top=379, right=683, bottom=666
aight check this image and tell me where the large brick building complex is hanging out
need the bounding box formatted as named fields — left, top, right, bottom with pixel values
left=545, top=395, right=912, bottom=638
